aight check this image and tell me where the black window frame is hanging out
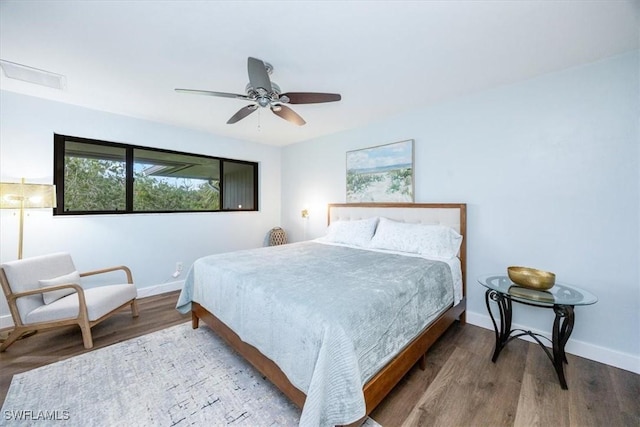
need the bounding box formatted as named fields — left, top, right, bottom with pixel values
left=53, top=134, right=259, bottom=215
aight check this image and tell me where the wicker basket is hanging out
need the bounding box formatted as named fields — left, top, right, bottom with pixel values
left=269, top=227, right=288, bottom=246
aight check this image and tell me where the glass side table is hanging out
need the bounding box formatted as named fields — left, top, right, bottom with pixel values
left=477, top=275, right=597, bottom=389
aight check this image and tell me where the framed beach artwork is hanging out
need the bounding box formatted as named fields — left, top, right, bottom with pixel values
left=346, top=139, right=414, bottom=203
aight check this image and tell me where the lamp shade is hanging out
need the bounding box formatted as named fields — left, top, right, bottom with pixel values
left=0, top=181, right=57, bottom=209
left=0, top=179, right=57, bottom=259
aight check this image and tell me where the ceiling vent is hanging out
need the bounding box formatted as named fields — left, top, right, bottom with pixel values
left=0, top=60, right=66, bottom=90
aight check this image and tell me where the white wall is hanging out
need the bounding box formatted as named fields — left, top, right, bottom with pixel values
left=281, top=51, right=639, bottom=373
left=0, top=91, right=282, bottom=322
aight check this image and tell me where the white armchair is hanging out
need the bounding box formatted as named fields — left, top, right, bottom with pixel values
left=0, top=252, right=138, bottom=351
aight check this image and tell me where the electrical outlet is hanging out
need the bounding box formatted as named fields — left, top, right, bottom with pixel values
left=176, top=262, right=184, bottom=272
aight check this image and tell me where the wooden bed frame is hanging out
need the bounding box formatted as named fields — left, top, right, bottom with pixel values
left=191, top=202, right=467, bottom=425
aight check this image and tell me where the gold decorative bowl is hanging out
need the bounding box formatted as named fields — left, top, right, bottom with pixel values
left=507, top=266, right=556, bottom=290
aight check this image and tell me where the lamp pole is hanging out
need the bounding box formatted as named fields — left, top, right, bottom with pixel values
left=18, top=178, right=25, bottom=259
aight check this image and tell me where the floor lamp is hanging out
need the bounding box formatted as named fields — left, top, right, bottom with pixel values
left=0, top=178, right=57, bottom=259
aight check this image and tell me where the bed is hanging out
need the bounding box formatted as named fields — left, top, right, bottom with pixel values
left=176, top=203, right=466, bottom=426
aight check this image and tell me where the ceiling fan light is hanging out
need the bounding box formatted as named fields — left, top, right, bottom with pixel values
left=271, top=105, right=282, bottom=112
left=257, top=97, right=270, bottom=107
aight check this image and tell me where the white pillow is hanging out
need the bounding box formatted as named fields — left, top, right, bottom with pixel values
left=369, top=217, right=462, bottom=258
left=323, top=217, right=379, bottom=247
left=38, top=271, right=81, bottom=305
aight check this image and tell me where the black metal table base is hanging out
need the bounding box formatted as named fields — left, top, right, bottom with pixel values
left=485, top=289, right=575, bottom=389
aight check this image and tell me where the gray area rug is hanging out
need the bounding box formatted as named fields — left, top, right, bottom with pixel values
left=1, top=322, right=381, bottom=426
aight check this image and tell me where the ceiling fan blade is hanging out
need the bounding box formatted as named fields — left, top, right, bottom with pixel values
left=280, top=92, right=342, bottom=104
left=175, top=88, right=251, bottom=100
left=227, top=105, right=258, bottom=124
left=271, top=105, right=306, bottom=126
left=247, top=57, right=273, bottom=93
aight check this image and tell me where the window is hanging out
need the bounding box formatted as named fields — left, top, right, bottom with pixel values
left=53, top=134, right=258, bottom=215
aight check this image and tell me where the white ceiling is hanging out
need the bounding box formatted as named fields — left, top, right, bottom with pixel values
left=1, top=1, right=638, bottom=147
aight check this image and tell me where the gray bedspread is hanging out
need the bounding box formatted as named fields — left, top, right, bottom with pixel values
left=176, top=241, right=454, bottom=427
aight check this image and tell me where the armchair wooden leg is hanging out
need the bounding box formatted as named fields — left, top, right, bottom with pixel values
left=0, top=328, right=26, bottom=352
left=79, top=323, right=94, bottom=349
left=130, top=299, right=139, bottom=318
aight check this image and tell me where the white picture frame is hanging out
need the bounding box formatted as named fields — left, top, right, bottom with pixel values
left=346, top=139, right=414, bottom=203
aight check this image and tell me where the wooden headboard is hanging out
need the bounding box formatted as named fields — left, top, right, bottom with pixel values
left=327, top=202, right=467, bottom=295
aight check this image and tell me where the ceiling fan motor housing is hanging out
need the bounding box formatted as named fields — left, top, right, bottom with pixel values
left=245, top=82, right=282, bottom=108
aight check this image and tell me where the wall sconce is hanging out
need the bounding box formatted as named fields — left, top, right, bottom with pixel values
left=0, top=178, right=57, bottom=259
left=301, top=208, right=309, bottom=219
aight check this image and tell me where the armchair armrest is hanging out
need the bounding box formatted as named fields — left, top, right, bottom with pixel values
left=10, top=283, right=84, bottom=299
left=80, top=265, right=133, bottom=284
left=7, top=281, right=90, bottom=329
left=7, top=283, right=87, bottom=310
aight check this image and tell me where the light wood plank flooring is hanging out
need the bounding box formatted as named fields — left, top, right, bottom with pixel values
left=1, top=291, right=638, bottom=426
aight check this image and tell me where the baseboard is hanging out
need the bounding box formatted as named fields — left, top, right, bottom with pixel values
left=466, top=311, right=640, bottom=375
left=0, top=280, right=185, bottom=330
left=136, top=280, right=185, bottom=299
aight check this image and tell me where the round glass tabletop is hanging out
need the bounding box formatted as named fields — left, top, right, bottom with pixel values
left=477, top=275, right=598, bottom=306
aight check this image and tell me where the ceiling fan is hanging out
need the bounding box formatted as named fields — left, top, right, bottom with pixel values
left=175, top=57, right=341, bottom=126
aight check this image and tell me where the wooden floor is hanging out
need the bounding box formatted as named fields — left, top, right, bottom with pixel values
left=1, top=291, right=638, bottom=426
